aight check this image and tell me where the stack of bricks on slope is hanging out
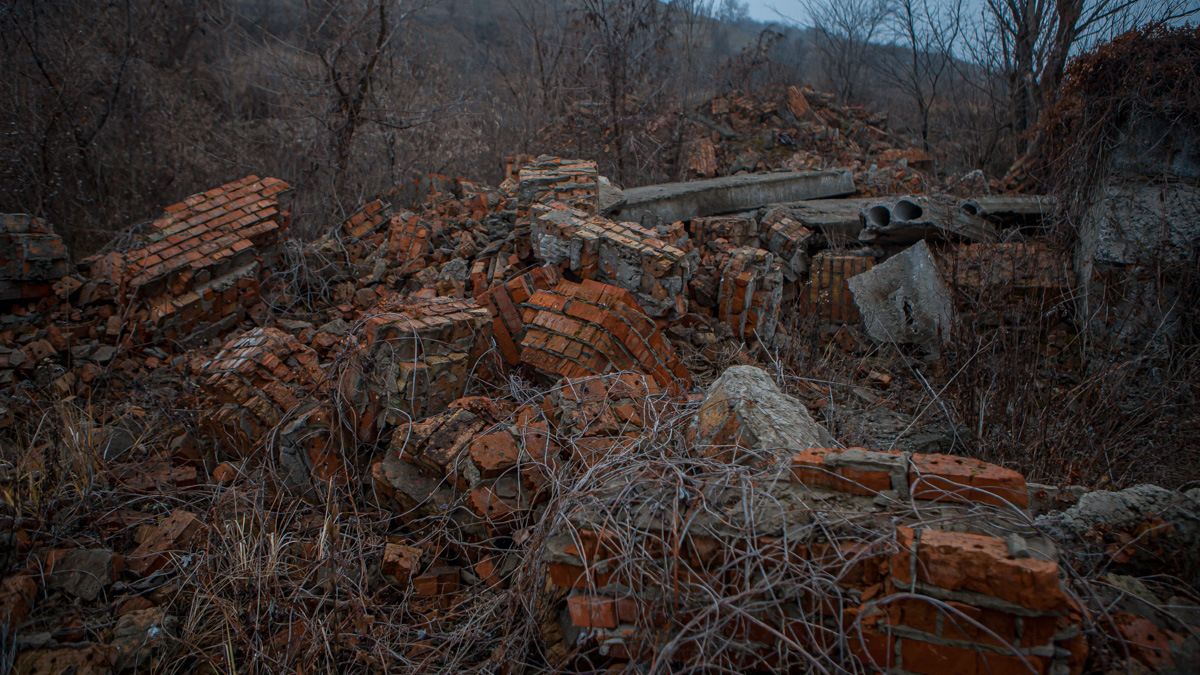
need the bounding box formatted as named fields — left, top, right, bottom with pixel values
left=79, top=175, right=291, bottom=344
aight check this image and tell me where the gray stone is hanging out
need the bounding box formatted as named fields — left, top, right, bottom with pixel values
left=1036, top=484, right=1200, bottom=582
left=47, top=549, right=118, bottom=601
left=847, top=240, right=955, bottom=354
left=609, top=170, right=855, bottom=227
left=691, top=365, right=836, bottom=466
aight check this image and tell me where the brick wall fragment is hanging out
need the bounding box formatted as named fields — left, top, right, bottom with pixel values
left=196, top=327, right=331, bottom=479
left=800, top=251, right=876, bottom=323
left=0, top=214, right=70, bottom=303
left=475, top=266, right=562, bottom=365
left=518, top=156, right=599, bottom=216
left=531, top=202, right=693, bottom=318
left=716, top=247, right=783, bottom=344
left=79, top=175, right=292, bottom=344
left=358, top=296, right=492, bottom=422
left=519, top=279, right=691, bottom=393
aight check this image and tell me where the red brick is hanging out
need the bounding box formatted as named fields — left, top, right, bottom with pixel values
left=468, top=431, right=520, bottom=477
left=892, top=527, right=1070, bottom=613
left=909, top=453, right=1029, bottom=508
left=567, top=594, right=619, bottom=629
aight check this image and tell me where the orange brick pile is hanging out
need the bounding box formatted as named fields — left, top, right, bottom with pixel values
left=519, top=279, right=691, bottom=393
left=531, top=202, right=694, bottom=318
left=0, top=214, right=70, bottom=303
left=79, top=175, right=291, bottom=343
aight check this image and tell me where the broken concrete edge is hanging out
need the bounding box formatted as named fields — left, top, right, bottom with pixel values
left=610, top=169, right=856, bottom=227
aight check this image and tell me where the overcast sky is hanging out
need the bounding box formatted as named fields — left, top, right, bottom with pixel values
left=744, top=0, right=796, bottom=23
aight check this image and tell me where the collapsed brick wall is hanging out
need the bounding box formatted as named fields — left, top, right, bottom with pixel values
left=356, top=296, right=493, bottom=423
left=79, top=175, right=291, bottom=343
left=531, top=203, right=694, bottom=318
left=519, top=279, right=691, bottom=393
left=475, top=266, right=563, bottom=365
left=0, top=214, right=70, bottom=303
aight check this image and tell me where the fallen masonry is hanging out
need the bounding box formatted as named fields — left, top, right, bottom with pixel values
left=2, top=144, right=1198, bottom=674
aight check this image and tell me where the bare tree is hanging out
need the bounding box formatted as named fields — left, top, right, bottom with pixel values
left=977, top=0, right=1198, bottom=159
left=877, top=0, right=965, bottom=151
left=795, top=0, right=893, bottom=103
left=576, top=0, right=675, bottom=184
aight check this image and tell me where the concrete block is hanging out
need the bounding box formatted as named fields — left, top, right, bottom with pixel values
left=847, top=240, right=954, bottom=353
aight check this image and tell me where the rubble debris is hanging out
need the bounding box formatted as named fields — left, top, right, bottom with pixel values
left=848, top=240, right=955, bottom=353
left=552, top=373, right=663, bottom=465
left=691, top=365, right=835, bottom=464
left=609, top=169, right=855, bottom=227
left=1036, top=484, right=1200, bottom=584
left=531, top=203, right=693, bottom=318
left=547, top=393, right=1083, bottom=672
left=860, top=195, right=998, bottom=246
left=79, top=175, right=291, bottom=344
left=0, top=214, right=70, bottom=303
left=519, top=279, right=691, bottom=393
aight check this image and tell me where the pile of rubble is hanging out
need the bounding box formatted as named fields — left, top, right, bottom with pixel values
left=1, top=139, right=1197, bottom=672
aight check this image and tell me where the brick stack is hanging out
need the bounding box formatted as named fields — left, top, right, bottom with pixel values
left=195, top=327, right=325, bottom=459
left=518, top=157, right=599, bottom=216
left=759, top=207, right=816, bottom=282
left=687, top=215, right=759, bottom=249
left=474, top=266, right=562, bottom=365
left=800, top=251, right=877, bottom=324
left=551, top=374, right=665, bottom=465
left=80, top=175, right=291, bottom=343
left=531, top=203, right=693, bottom=318
left=717, top=247, right=783, bottom=344
left=0, top=214, right=70, bottom=303
left=519, top=279, right=692, bottom=393
left=358, top=296, right=492, bottom=423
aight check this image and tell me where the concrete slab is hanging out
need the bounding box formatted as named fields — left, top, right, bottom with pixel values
left=607, top=170, right=855, bottom=226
